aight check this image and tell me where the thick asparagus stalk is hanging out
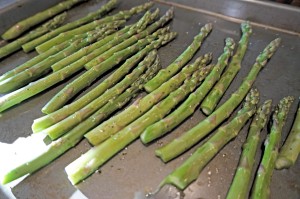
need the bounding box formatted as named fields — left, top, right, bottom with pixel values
left=51, top=20, right=125, bottom=72
left=32, top=30, right=174, bottom=133
left=0, top=63, right=154, bottom=185
left=0, top=33, right=87, bottom=83
left=35, top=1, right=154, bottom=53
left=155, top=38, right=281, bottom=162
left=83, top=54, right=212, bottom=145
left=226, top=100, right=272, bottom=199
left=276, top=98, right=300, bottom=169
left=143, top=23, right=212, bottom=92
left=83, top=8, right=168, bottom=70
left=85, top=64, right=214, bottom=146
left=0, top=32, right=176, bottom=113
left=158, top=89, right=259, bottom=190
left=42, top=28, right=170, bottom=113
left=43, top=50, right=158, bottom=140
left=1, top=0, right=85, bottom=40
left=0, top=12, right=67, bottom=59
left=251, top=96, right=294, bottom=199
left=66, top=65, right=213, bottom=185
left=24, top=1, right=151, bottom=52
left=140, top=38, right=235, bottom=144
left=0, top=28, right=112, bottom=93
left=200, top=21, right=252, bottom=115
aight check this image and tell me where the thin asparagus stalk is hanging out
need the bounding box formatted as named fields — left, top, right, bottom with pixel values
left=51, top=20, right=125, bottom=72
left=66, top=65, right=213, bottom=185
left=143, top=23, right=212, bottom=92
left=155, top=38, right=281, bottom=163
left=42, top=28, right=170, bottom=113
left=83, top=8, right=166, bottom=70
left=226, top=100, right=272, bottom=199
left=1, top=0, right=85, bottom=40
left=32, top=30, right=174, bottom=133
left=158, top=89, right=259, bottom=190
left=43, top=50, right=158, bottom=140
left=276, top=98, right=300, bottom=169
left=84, top=54, right=212, bottom=146
left=140, top=37, right=235, bottom=144
left=0, top=63, right=155, bottom=185
left=36, top=1, right=154, bottom=53
left=0, top=33, right=87, bottom=83
left=200, top=21, right=252, bottom=115
left=85, top=64, right=214, bottom=146
left=251, top=96, right=294, bottom=199
left=0, top=12, right=67, bottom=59
left=0, top=28, right=112, bottom=93
left=24, top=1, right=151, bottom=53
left=0, top=32, right=176, bottom=113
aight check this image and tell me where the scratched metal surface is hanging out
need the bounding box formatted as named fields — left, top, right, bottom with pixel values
left=0, top=0, right=299, bottom=199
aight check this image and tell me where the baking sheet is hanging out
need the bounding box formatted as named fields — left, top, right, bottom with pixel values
left=0, top=0, right=299, bottom=198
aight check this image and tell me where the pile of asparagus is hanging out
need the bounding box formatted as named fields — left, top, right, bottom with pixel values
left=0, top=0, right=299, bottom=198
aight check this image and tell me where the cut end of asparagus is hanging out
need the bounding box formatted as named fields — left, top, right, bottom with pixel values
left=275, top=157, right=293, bottom=170
left=202, top=23, right=213, bottom=33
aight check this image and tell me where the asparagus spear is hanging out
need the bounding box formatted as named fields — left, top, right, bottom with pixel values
left=200, top=21, right=252, bottom=115
left=0, top=61, right=155, bottom=185
left=155, top=38, right=281, bottom=163
left=0, top=28, right=112, bottom=93
left=43, top=50, right=158, bottom=140
left=143, top=23, right=212, bottom=92
left=1, top=0, right=85, bottom=40
left=158, top=89, right=259, bottom=190
left=140, top=38, right=235, bottom=144
left=85, top=64, right=214, bottom=146
left=276, top=98, right=300, bottom=169
left=35, top=2, right=154, bottom=53
left=251, top=96, right=294, bottom=199
left=0, top=33, right=87, bottom=83
left=0, top=12, right=67, bottom=59
left=226, top=100, right=272, bottom=199
left=24, top=1, right=151, bottom=52
left=0, top=32, right=176, bottom=113
left=66, top=65, right=213, bottom=185
left=32, top=30, right=175, bottom=133
left=84, top=53, right=212, bottom=146
left=42, top=27, right=170, bottom=113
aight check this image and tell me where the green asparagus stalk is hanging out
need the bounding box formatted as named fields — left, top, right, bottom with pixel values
left=35, top=1, right=154, bottom=53
left=200, top=21, right=252, bottom=115
left=51, top=20, right=125, bottom=72
left=251, top=96, right=294, bottom=199
left=276, top=98, right=300, bottom=169
left=0, top=62, right=155, bottom=185
left=43, top=50, right=158, bottom=140
left=0, top=12, right=67, bottom=59
left=0, top=28, right=112, bottom=93
left=0, top=33, right=87, bottom=83
left=84, top=54, right=212, bottom=146
left=140, top=37, right=235, bottom=144
left=158, top=89, right=259, bottom=190
left=226, top=100, right=272, bottom=199
left=83, top=8, right=165, bottom=70
left=42, top=28, right=170, bottom=113
left=85, top=64, right=214, bottom=146
left=1, top=0, right=85, bottom=40
left=155, top=38, right=281, bottom=163
left=24, top=1, right=151, bottom=53
left=0, top=32, right=176, bottom=113
left=66, top=65, right=213, bottom=185
left=32, top=29, right=174, bottom=133
left=143, top=23, right=212, bottom=92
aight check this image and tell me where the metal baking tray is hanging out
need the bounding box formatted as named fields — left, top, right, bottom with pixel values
left=0, top=0, right=299, bottom=198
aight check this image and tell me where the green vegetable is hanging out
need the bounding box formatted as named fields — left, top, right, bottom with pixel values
left=155, top=38, right=281, bottom=162
left=200, top=21, right=252, bottom=115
